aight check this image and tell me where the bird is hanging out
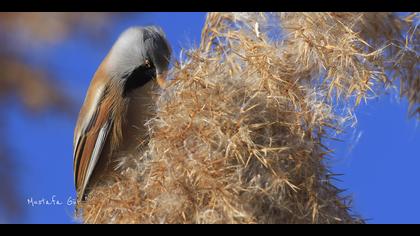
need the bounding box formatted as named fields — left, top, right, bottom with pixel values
left=73, top=26, right=172, bottom=204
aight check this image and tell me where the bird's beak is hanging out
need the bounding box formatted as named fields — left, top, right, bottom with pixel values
left=156, top=71, right=168, bottom=89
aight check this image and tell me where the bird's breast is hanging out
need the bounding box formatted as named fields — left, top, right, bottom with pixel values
left=87, top=80, right=156, bottom=188
left=118, top=80, right=156, bottom=159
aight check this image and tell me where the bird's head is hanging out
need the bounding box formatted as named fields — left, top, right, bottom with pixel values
left=106, top=26, right=172, bottom=92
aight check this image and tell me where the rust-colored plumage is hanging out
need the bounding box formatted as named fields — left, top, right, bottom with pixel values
left=73, top=55, right=126, bottom=200
left=73, top=26, right=171, bottom=205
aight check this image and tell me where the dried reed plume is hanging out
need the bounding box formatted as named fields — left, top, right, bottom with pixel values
left=79, top=12, right=419, bottom=224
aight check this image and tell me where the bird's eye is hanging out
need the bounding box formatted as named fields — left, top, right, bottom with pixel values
left=145, top=59, right=151, bottom=68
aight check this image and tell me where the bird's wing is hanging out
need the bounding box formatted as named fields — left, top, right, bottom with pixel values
left=73, top=63, right=114, bottom=200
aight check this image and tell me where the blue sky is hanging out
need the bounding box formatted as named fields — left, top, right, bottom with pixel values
left=3, top=12, right=419, bottom=224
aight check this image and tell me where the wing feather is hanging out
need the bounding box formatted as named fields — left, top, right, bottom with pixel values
left=73, top=58, right=116, bottom=200
left=73, top=89, right=114, bottom=200
left=79, top=120, right=111, bottom=198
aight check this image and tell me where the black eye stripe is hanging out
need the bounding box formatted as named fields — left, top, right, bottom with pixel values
left=123, top=65, right=156, bottom=97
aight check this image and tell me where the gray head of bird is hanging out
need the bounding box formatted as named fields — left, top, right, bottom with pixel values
left=106, top=26, right=172, bottom=90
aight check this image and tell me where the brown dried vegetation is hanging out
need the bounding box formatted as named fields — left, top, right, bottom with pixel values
left=80, top=12, right=418, bottom=224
